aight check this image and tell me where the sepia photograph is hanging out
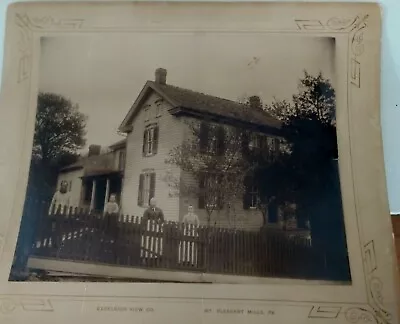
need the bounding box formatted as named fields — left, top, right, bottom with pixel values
left=1, top=2, right=398, bottom=324
left=8, top=33, right=351, bottom=283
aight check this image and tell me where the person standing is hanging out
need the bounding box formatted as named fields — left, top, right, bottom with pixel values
left=180, top=205, right=200, bottom=266
left=103, top=194, right=120, bottom=262
left=141, top=198, right=165, bottom=262
left=47, top=180, right=71, bottom=250
left=48, top=180, right=71, bottom=215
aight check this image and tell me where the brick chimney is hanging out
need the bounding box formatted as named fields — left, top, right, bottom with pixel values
left=155, top=68, right=167, bottom=85
left=88, top=144, right=101, bottom=157
left=248, top=95, right=262, bottom=110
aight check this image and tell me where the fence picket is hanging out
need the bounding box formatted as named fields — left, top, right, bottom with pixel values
left=31, top=205, right=318, bottom=280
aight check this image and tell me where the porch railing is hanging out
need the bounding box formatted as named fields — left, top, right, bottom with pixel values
left=27, top=199, right=328, bottom=280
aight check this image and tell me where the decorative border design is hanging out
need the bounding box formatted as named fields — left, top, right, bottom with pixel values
left=308, top=305, right=342, bottom=319
left=0, top=6, right=394, bottom=324
left=0, top=298, right=54, bottom=314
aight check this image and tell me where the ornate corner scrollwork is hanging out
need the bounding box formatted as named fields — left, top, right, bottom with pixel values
left=368, top=277, right=392, bottom=324
left=14, top=13, right=85, bottom=84
left=349, top=15, right=368, bottom=88
left=0, top=298, right=18, bottom=314
left=326, top=17, right=358, bottom=31
left=361, top=240, right=393, bottom=324
left=345, top=307, right=377, bottom=323
left=15, top=14, right=33, bottom=83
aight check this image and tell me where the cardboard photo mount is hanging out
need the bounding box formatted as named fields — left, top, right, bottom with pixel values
left=0, top=2, right=398, bottom=324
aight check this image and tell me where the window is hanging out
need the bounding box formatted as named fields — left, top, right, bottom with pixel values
left=138, top=172, right=156, bottom=207
left=118, top=150, right=126, bottom=170
left=144, top=105, right=150, bottom=122
left=142, top=125, right=159, bottom=157
left=198, top=172, right=223, bottom=210
left=249, top=133, right=261, bottom=150
left=69, top=181, right=72, bottom=192
left=243, top=175, right=260, bottom=210
left=249, top=183, right=259, bottom=209
left=199, top=122, right=225, bottom=155
left=155, top=99, right=163, bottom=117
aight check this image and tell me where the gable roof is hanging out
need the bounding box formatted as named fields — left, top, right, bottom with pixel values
left=119, top=80, right=282, bottom=133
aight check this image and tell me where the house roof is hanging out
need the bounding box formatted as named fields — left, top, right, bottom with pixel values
left=60, top=161, right=84, bottom=172
left=109, top=138, right=127, bottom=150
left=81, top=168, right=123, bottom=178
left=119, top=80, right=282, bottom=133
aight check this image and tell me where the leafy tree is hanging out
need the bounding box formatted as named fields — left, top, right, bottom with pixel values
left=165, top=119, right=254, bottom=226
left=12, top=93, right=87, bottom=276
left=264, top=71, right=350, bottom=281
left=33, top=92, right=87, bottom=167
left=28, top=92, right=87, bottom=195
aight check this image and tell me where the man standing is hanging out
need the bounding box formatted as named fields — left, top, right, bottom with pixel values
left=48, top=180, right=71, bottom=215
left=141, top=198, right=164, bottom=261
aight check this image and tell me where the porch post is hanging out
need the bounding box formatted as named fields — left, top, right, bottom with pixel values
left=90, top=179, right=96, bottom=212
left=104, top=178, right=110, bottom=209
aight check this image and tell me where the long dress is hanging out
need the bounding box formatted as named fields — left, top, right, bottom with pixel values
left=179, top=213, right=200, bottom=266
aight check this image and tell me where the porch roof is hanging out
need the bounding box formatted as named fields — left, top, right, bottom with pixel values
left=80, top=169, right=123, bottom=178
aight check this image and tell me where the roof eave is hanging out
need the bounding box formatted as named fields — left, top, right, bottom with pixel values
left=169, top=106, right=283, bottom=136
left=119, top=81, right=179, bottom=132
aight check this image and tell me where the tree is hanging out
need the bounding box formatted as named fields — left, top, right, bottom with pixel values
left=264, top=71, right=350, bottom=281
left=165, top=119, right=253, bottom=226
left=29, top=92, right=87, bottom=194
left=12, top=93, right=87, bottom=276
left=33, top=92, right=87, bottom=167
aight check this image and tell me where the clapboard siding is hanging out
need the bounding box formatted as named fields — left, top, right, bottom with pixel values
left=57, top=169, right=84, bottom=208
left=121, top=92, right=183, bottom=221
left=179, top=170, right=263, bottom=231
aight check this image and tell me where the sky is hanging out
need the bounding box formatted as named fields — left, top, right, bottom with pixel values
left=39, top=34, right=335, bottom=151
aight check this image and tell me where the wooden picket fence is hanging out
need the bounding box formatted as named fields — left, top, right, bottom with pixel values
left=27, top=200, right=327, bottom=279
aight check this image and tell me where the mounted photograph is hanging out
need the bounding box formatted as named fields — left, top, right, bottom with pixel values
left=9, top=33, right=351, bottom=284
left=0, top=2, right=398, bottom=324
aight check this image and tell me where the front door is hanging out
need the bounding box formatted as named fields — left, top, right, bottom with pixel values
left=95, top=178, right=107, bottom=212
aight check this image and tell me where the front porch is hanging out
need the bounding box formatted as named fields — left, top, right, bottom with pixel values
left=80, top=171, right=123, bottom=212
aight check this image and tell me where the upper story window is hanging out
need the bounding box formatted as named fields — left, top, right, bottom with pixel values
left=199, top=122, right=225, bottom=155
left=198, top=172, right=223, bottom=210
left=142, top=124, right=159, bottom=157
left=155, top=99, right=163, bottom=118
left=249, top=133, right=261, bottom=151
left=144, top=105, right=151, bottom=122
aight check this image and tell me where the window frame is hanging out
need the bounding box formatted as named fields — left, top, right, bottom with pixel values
left=142, top=124, right=159, bottom=157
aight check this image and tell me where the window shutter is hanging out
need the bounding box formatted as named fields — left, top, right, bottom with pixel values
left=149, top=172, right=156, bottom=204
left=216, top=126, right=225, bottom=156
left=243, top=175, right=252, bottom=210
left=199, top=122, right=209, bottom=152
left=198, top=173, right=206, bottom=209
left=138, top=174, right=144, bottom=206
left=153, top=126, right=159, bottom=154
left=241, top=131, right=250, bottom=156
left=142, top=130, right=148, bottom=156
